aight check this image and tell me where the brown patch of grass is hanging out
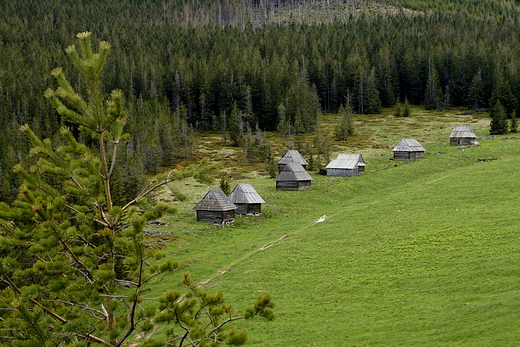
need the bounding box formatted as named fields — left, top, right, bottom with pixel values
left=152, top=107, right=490, bottom=215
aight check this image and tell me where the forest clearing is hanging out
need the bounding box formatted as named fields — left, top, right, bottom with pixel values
left=153, top=121, right=520, bottom=346
left=2, top=0, right=520, bottom=346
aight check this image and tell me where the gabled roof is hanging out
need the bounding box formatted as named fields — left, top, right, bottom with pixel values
left=275, top=162, right=313, bottom=182
left=228, top=183, right=265, bottom=204
left=450, top=125, right=477, bottom=138
left=193, top=189, right=237, bottom=211
left=277, top=150, right=308, bottom=166
left=392, top=139, right=425, bottom=152
left=326, top=153, right=365, bottom=169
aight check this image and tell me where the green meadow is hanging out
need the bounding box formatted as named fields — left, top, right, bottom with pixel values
left=145, top=112, right=520, bottom=346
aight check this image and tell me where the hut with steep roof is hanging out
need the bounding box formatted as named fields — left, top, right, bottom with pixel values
left=277, top=150, right=308, bottom=173
left=392, top=139, right=425, bottom=160
left=228, top=183, right=265, bottom=215
left=275, top=161, right=313, bottom=190
left=192, top=189, right=237, bottom=223
left=326, top=153, right=366, bottom=177
left=450, top=125, right=479, bottom=146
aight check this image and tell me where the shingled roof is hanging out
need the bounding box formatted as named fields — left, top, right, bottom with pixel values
left=193, top=189, right=237, bottom=212
left=326, top=153, right=365, bottom=170
left=277, top=150, right=308, bottom=166
left=275, top=162, right=313, bottom=182
left=392, top=139, right=425, bottom=152
left=450, top=125, right=477, bottom=139
left=228, top=183, right=265, bottom=204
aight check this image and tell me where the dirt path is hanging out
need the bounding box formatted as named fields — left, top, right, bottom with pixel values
left=199, top=166, right=467, bottom=287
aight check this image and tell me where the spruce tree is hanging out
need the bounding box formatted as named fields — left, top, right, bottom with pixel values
left=467, top=70, right=484, bottom=110
left=394, top=103, right=402, bottom=117
left=509, top=114, right=518, bottom=134
left=0, top=32, right=274, bottom=347
left=363, top=67, right=383, bottom=114
left=335, top=104, right=351, bottom=140
left=402, top=97, right=411, bottom=117
left=285, top=67, right=320, bottom=133
left=220, top=178, right=231, bottom=195
left=228, top=102, right=244, bottom=147
left=489, top=100, right=508, bottom=135
left=424, top=60, right=444, bottom=111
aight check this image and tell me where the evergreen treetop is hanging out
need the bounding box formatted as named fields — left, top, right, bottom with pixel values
left=0, top=32, right=273, bottom=347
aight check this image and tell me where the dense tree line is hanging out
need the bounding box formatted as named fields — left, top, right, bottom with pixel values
left=2, top=0, right=520, bottom=201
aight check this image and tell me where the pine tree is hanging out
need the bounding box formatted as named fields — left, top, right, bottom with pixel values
left=489, top=100, right=508, bottom=135
left=364, top=67, right=383, bottom=114
left=394, top=103, right=402, bottom=117
left=509, top=114, right=518, bottom=134
left=267, top=155, right=277, bottom=179
left=0, top=32, right=274, bottom=347
left=467, top=69, right=484, bottom=110
left=220, top=178, right=231, bottom=195
left=424, top=59, right=444, bottom=111
left=489, top=72, right=518, bottom=117
left=228, top=102, right=244, bottom=147
left=335, top=104, right=351, bottom=140
left=402, top=97, right=411, bottom=117
left=285, top=66, right=320, bottom=133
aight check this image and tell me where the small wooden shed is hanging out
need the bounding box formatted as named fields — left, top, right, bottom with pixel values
left=228, top=183, right=265, bottom=215
left=450, top=125, right=479, bottom=146
left=277, top=150, right=308, bottom=172
left=392, top=139, right=425, bottom=160
left=325, top=153, right=366, bottom=177
left=192, top=189, right=237, bottom=223
left=275, top=161, right=313, bottom=190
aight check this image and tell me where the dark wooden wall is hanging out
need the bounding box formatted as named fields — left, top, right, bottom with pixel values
left=197, top=210, right=235, bottom=223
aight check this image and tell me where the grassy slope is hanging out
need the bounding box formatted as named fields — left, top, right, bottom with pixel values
left=146, top=111, right=520, bottom=346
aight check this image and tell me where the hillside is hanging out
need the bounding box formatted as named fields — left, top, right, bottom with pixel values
left=3, top=0, right=520, bottom=344
left=3, top=0, right=520, bottom=202
left=140, top=112, right=520, bottom=346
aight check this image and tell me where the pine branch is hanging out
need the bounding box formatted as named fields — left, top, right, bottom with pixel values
left=49, top=223, right=94, bottom=284
left=17, top=303, right=47, bottom=345
left=114, top=246, right=144, bottom=347
left=4, top=275, right=68, bottom=324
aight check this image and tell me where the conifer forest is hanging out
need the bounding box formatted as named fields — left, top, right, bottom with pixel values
left=2, top=0, right=520, bottom=346
left=2, top=0, right=520, bottom=200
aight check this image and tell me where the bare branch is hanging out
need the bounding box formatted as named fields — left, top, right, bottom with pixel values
left=98, top=295, right=128, bottom=299
left=76, top=332, right=110, bottom=345
left=114, top=279, right=138, bottom=287
left=108, top=140, right=119, bottom=178
left=121, top=178, right=174, bottom=212
left=141, top=270, right=165, bottom=286
left=43, top=300, right=107, bottom=320
left=68, top=174, right=86, bottom=190
left=78, top=234, right=96, bottom=249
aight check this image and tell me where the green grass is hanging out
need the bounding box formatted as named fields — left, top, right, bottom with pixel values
left=144, top=111, right=520, bottom=346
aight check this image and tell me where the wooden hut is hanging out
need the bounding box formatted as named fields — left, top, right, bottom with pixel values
left=392, top=139, right=425, bottom=160
left=275, top=161, right=313, bottom=190
left=228, top=183, right=265, bottom=215
left=277, top=150, right=308, bottom=172
left=192, top=189, right=237, bottom=223
left=450, top=125, right=479, bottom=146
left=325, top=153, right=366, bottom=177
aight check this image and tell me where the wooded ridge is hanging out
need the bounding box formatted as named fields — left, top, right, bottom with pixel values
left=2, top=0, right=520, bottom=201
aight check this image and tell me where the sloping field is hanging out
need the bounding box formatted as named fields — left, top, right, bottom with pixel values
left=151, top=136, right=520, bottom=346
